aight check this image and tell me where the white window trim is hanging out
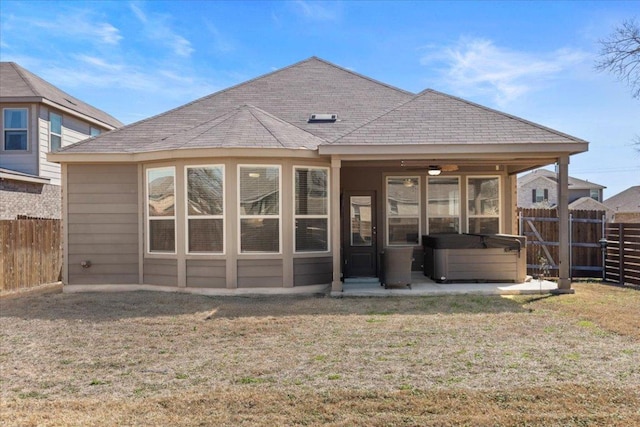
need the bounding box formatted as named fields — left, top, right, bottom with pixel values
left=293, top=166, right=330, bottom=254
left=466, top=175, right=501, bottom=233
left=385, top=176, right=421, bottom=246
left=146, top=166, right=177, bottom=255
left=184, top=164, right=225, bottom=255
left=238, top=164, right=282, bottom=255
left=49, top=111, right=62, bottom=151
left=426, top=175, right=461, bottom=235
left=2, top=107, right=29, bottom=151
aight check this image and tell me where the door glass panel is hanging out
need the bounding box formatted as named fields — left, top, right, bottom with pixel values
left=350, top=196, right=372, bottom=247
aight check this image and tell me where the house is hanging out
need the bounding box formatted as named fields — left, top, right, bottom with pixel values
left=0, top=62, right=122, bottom=219
left=517, top=168, right=606, bottom=208
left=48, top=57, right=588, bottom=294
left=568, top=197, right=613, bottom=219
left=604, top=186, right=640, bottom=223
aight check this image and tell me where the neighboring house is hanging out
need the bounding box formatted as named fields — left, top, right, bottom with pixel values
left=49, top=57, right=588, bottom=294
left=568, top=196, right=613, bottom=219
left=604, top=186, right=640, bottom=223
left=518, top=169, right=606, bottom=209
left=0, top=62, right=122, bottom=219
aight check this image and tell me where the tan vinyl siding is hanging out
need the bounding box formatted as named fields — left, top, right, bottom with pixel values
left=293, top=256, right=332, bottom=286
left=237, top=259, right=283, bottom=287
left=186, top=259, right=226, bottom=288
left=67, top=163, right=139, bottom=285
left=143, top=258, right=178, bottom=286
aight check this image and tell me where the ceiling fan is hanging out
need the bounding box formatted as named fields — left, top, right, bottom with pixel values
left=400, top=160, right=459, bottom=175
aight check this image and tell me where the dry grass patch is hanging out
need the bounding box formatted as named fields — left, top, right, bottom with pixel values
left=1, top=283, right=639, bottom=426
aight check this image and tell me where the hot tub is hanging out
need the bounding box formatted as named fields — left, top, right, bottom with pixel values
left=422, top=234, right=526, bottom=283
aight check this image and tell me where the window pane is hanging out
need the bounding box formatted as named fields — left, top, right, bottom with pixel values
left=50, top=113, right=62, bottom=134
left=50, top=135, right=61, bottom=151
left=241, top=218, right=279, bottom=252
left=428, top=177, right=459, bottom=216
left=149, top=220, right=175, bottom=252
left=4, top=109, right=27, bottom=128
left=188, top=218, right=223, bottom=253
left=295, top=168, right=327, bottom=215
left=428, top=218, right=459, bottom=234
left=296, top=218, right=328, bottom=252
left=351, top=196, right=372, bottom=246
left=148, top=169, right=175, bottom=216
left=90, top=127, right=101, bottom=136
left=240, top=166, right=279, bottom=215
left=468, top=218, right=499, bottom=234
left=188, top=167, right=223, bottom=215
left=468, top=178, right=499, bottom=216
left=4, top=131, right=27, bottom=150
left=387, top=177, right=419, bottom=216
left=388, top=217, right=419, bottom=244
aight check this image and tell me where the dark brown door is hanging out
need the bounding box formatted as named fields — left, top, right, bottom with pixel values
left=343, top=191, right=377, bottom=277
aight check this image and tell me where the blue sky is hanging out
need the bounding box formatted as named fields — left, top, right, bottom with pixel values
left=1, top=0, right=638, bottom=198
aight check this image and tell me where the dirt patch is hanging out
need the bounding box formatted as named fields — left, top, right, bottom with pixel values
left=1, top=283, right=639, bottom=426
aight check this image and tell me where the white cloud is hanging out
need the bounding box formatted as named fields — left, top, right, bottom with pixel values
left=293, top=1, right=340, bottom=22
left=130, top=3, right=194, bottom=57
left=421, top=38, right=588, bottom=106
left=203, top=20, right=235, bottom=53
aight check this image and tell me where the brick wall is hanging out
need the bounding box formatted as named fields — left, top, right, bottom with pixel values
left=0, top=179, right=61, bottom=219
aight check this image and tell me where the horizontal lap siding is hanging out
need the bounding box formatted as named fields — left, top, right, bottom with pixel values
left=67, top=164, right=139, bottom=285
left=187, top=259, right=226, bottom=288
left=144, top=258, right=178, bottom=286
left=294, top=257, right=332, bottom=286
left=238, top=259, right=283, bottom=287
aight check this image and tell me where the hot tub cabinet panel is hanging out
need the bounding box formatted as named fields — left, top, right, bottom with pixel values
left=423, top=234, right=526, bottom=283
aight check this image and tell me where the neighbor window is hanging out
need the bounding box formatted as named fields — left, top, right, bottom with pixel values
left=532, top=188, right=548, bottom=203
left=3, top=108, right=28, bottom=151
left=467, top=177, right=500, bottom=234
left=90, top=127, right=101, bottom=137
left=386, top=176, right=420, bottom=245
left=50, top=112, right=62, bottom=151
left=427, top=177, right=460, bottom=234
left=295, top=167, right=329, bottom=252
left=147, top=167, right=176, bottom=253
left=186, top=165, right=224, bottom=253
left=239, top=165, right=280, bottom=253
left=590, top=189, right=599, bottom=201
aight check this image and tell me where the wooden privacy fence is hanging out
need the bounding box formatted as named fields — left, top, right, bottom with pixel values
left=0, top=219, right=62, bottom=292
left=604, top=223, right=640, bottom=286
left=518, top=208, right=606, bottom=278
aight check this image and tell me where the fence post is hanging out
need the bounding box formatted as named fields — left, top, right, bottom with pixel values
left=618, top=223, right=624, bottom=285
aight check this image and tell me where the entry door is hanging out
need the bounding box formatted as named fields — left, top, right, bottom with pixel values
left=343, top=191, right=377, bottom=277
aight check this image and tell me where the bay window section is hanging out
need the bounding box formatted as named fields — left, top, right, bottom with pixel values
left=147, top=167, right=176, bottom=253
left=295, top=167, right=328, bottom=252
left=3, top=108, right=28, bottom=151
left=467, top=177, right=500, bottom=234
left=427, top=177, right=460, bottom=234
left=186, top=165, right=224, bottom=253
left=239, top=165, right=280, bottom=253
left=386, top=177, right=420, bottom=245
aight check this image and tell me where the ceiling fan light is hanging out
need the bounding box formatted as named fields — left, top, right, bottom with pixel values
left=428, top=166, right=441, bottom=176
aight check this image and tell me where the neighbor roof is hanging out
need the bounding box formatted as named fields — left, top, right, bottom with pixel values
left=604, top=186, right=640, bottom=212
left=0, top=62, right=122, bottom=128
left=519, top=169, right=605, bottom=190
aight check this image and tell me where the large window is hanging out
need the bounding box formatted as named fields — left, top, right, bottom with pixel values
left=239, top=165, right=280, bottom=253
left=147, top=167, right=176, bottom=253
left=186, top=165, right=224, bottom=253
left=467, top=177, right=500, bottom=234
left=386, top=176, right=420, bottom=245
left=3, top=108, right=28, bottom=151
left=427, top=177, right=460, bottom=234
left=295, top=167, right=329, bottom=252
left=50, top=112, right=62, bottom=151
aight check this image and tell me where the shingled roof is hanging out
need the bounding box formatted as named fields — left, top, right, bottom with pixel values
left=0, top=62, right=122, bottom=128
left=519, top=169, right=605, bottom=190
left=51, top=56, right=588, bottom=156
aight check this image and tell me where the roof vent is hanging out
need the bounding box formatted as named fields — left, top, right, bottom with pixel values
left=308, top=113, right=337, bottom=123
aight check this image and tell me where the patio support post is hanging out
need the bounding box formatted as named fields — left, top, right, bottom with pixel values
left=331, top=157, right=342, bottom=292
left=556, top=155, right=573, bottom=292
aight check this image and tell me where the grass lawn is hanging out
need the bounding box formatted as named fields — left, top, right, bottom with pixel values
left=1, top=282, right=638, bottom=426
